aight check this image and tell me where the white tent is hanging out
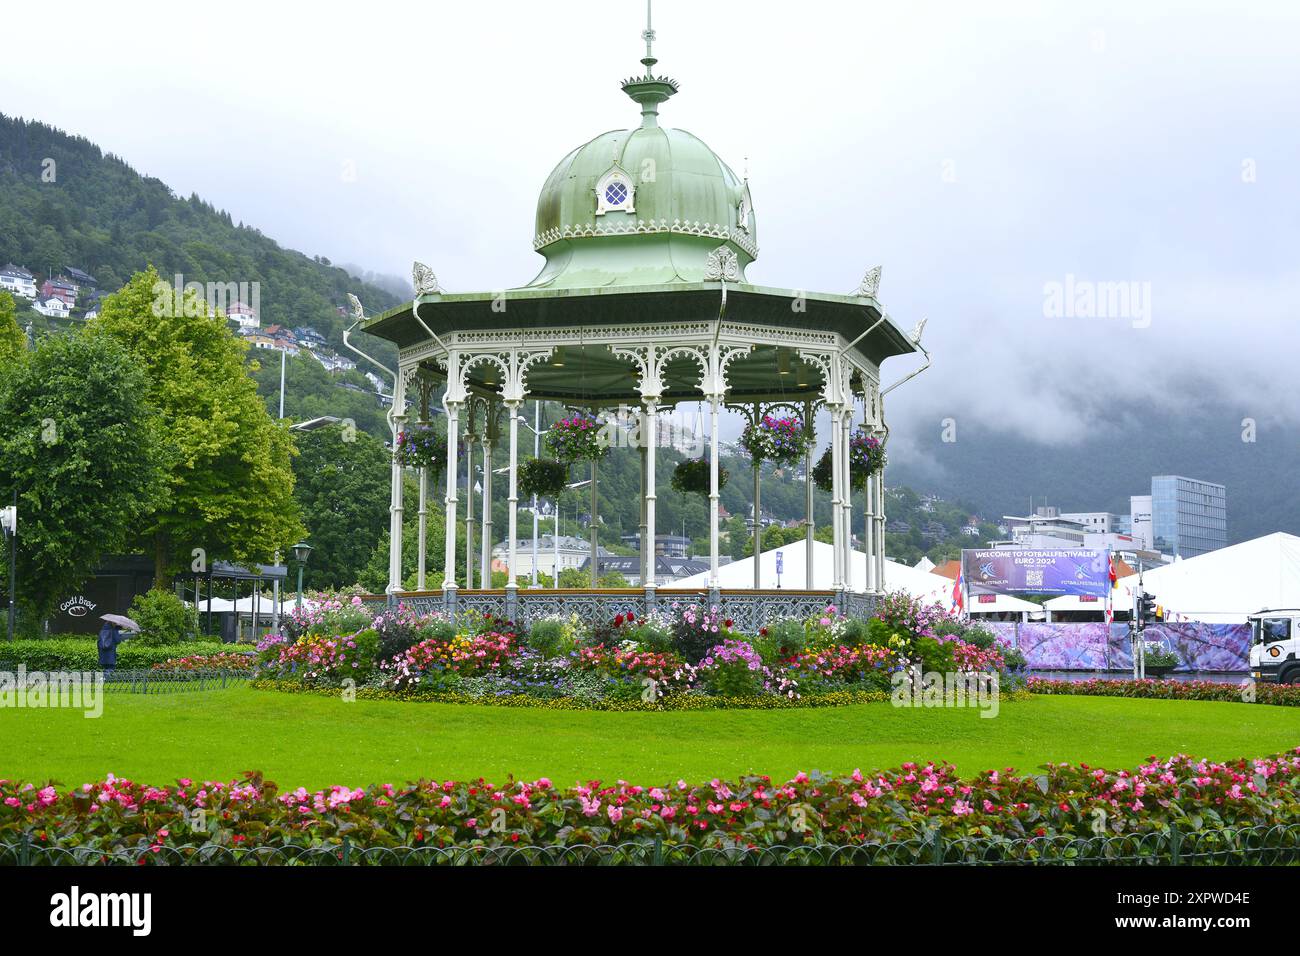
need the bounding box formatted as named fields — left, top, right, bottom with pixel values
left=1116, top=532, right=1300, bottom=623
left=914, top=556, right=936, bottom=573
left=671, top=539, right=954, bottom=605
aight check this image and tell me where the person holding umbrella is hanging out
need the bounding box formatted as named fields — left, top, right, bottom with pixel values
left=97, top=614, right=139, bottom=671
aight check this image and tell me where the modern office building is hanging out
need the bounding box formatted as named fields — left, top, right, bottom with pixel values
left=1150, top=476, right=1226, bottom=558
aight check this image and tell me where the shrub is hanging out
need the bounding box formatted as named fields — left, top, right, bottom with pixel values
left=668, top=603, right=732, bottom=664
left=754, top=619, right=807, bottom=663
left=526, top=618, right=569, bottom=658
left=1001, top=646, right=1028, bottom=671
left=1144, top=643, right=1180, bottom=669
left=127, top=588, right=195, bottom=645
left=627, top=617, right=674, bottom=654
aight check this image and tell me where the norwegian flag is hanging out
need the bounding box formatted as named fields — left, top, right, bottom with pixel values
left=1104, top=551, right=1116, bottom=624
left=951, top=569, right=965, bottom=615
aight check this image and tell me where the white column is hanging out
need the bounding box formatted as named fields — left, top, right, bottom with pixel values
left=505, top=400, right=521, bottom=593
left=708, top=395, right=722, bottom=589
left=804, top=400, right=814, bottom=588
left=443, top=400, right=460, bottom=593
left=387, top=371, right=408, bottom=595
left=464, top=430, right=475, bottom=589
left=841, top=408, right=854, bottom=592
left=589, top=459, right=599, bottom=588
left=874, top=470, right=886, bottom=594
left=416, top=467, right=428, bottom=590
left=829, top=403, right=843, bottom=592
left=639, top=408, right=648, bottom=586
left=481, top=436, right=493, bottom=585
left=644, top=399, right=658, bottom=591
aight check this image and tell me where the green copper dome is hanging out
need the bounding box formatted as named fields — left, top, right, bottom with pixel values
left=525, top=43, right=757, bottom=290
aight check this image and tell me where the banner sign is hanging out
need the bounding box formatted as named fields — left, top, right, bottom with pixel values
left=961, top=549, right=1110, bottom=597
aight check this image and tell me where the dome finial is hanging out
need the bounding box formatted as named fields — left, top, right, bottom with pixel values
left=641, top=0, right=656, bottom=75
left=622, top=0, right=678, bottom=128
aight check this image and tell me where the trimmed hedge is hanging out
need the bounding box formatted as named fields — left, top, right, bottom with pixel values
left=1027, top=677, right=1300, bottom=707
left=0, top=639, right=231, bottom=671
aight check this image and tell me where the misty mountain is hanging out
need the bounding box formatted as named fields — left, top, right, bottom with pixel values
left=886, top=401, right=1299, bottom=544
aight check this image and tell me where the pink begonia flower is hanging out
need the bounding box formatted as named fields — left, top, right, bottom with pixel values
left=607, top=805, right=623, bottom=823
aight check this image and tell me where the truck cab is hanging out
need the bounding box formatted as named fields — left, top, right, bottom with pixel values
left=1249, top=609, right=1300, bottom=684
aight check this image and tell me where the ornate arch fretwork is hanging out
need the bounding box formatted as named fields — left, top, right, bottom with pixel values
left=457, top=347, right=556, bottom=403
left=459, top=352, right=510, bottom=398
left=513, top=348, right=557, bottom=401
left=611, top=343, right=709, bottom=401
left=701, top=344, right=748, bottom=399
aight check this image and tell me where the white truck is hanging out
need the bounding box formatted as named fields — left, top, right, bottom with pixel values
left=1249, top=609, right=1300, bottom=684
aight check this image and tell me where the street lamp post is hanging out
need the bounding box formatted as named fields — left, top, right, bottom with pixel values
left=2, top=496, right=16, bottom=641
left=291, top=541, right=313, bottom=611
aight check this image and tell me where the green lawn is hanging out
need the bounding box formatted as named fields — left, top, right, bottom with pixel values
left=2, top=687, right=1297, bottom=789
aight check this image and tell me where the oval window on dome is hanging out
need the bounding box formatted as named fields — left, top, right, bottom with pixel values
left=605, top=181, right=628, bottom=206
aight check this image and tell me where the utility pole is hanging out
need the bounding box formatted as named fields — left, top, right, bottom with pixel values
left=278, top=347, right=287, bottom=419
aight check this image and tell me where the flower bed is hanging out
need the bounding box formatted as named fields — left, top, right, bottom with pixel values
left=151, top=653, right=254, bottom=673
left=6, top=748, right=1300, bottom=855
left=253, top=591, right=1019, bottom=709
left=1027, top=677, right=1300, bottom=707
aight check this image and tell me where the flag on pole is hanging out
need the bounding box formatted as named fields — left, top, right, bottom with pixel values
left=951, top=569, right=965, bottom=616
left=1104, top=551, right=1116, bottom=624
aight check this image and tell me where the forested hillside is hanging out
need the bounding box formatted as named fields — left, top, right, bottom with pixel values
left=0, top=114, right=401, bottom=362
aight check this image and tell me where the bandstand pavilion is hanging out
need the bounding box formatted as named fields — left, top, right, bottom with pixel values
left=350, top=22, right=930, bottom=629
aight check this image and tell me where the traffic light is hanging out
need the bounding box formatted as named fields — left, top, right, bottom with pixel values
left=1138, top=592, right=1157, bottom=627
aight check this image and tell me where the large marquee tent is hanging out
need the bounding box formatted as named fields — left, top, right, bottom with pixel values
left=1117, top=532, right=1300, bottom=623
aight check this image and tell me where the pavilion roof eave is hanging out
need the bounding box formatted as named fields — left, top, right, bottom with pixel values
left=360, top=281, right=917, bottom=366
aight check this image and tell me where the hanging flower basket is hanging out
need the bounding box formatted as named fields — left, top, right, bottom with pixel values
left=545, top=414, right=608, bottom=463
left=849, top=431, right=887, bottom=484
left=394, top=423, right=448, bottom=472
left=811, top=448, right=833, bottom=493
left=518, top=458, right=569, bottom=499
left=671, top=458, right=728, bottom=498
left=812, top=430, right=887, bottom=493
left=740, top=414, right=809, bottom=467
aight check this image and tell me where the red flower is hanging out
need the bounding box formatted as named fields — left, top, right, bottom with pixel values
left=723, top=619, right=733, bottom=629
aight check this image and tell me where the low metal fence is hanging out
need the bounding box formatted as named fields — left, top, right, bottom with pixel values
left=0, top=667, right=248, bottom=694
left=3, top=823, right=1298, bottom=865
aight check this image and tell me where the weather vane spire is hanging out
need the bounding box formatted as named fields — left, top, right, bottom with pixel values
left=622, top=0, right=678, bottom=128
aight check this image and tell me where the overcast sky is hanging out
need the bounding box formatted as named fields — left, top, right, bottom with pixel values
left=4, top=0, right=1297, bottom=464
